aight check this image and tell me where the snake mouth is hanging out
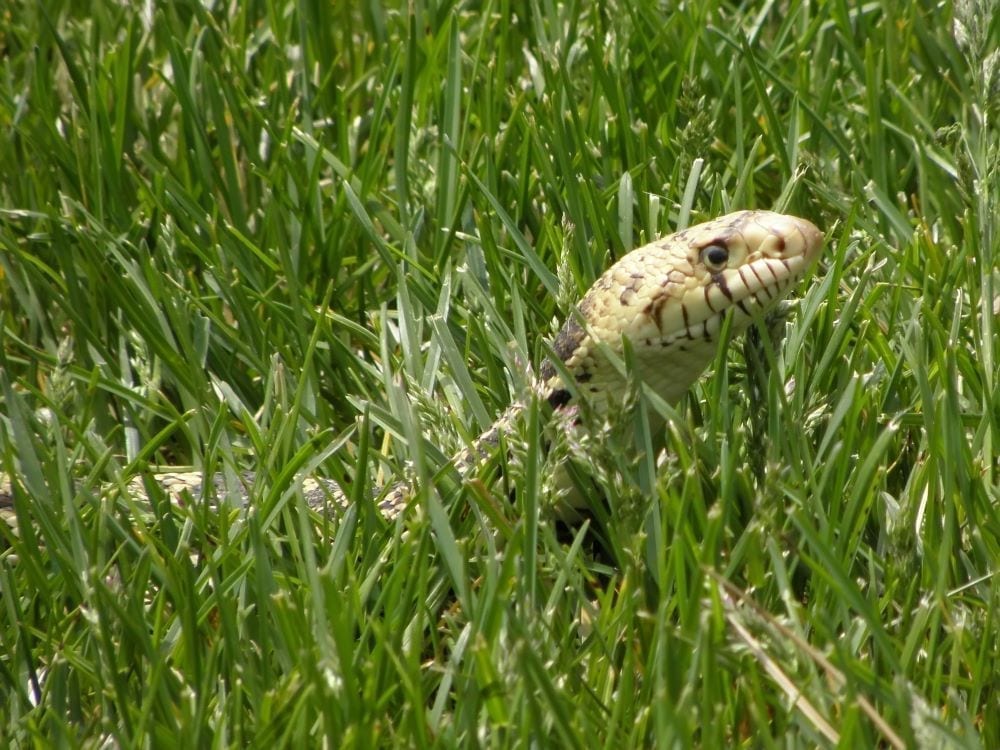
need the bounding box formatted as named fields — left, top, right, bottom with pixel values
left=683, top=213, right=824, bottom=336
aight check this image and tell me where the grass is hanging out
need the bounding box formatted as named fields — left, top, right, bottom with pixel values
left=0, top=0, right=997, bottom=746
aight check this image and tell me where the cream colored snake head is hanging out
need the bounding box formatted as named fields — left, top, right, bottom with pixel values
left=540, top=210, right=824, bottom=413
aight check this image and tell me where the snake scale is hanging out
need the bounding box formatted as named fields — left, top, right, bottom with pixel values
left=1, top=210, right=824, bottom=523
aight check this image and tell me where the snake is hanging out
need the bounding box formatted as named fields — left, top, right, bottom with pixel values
left=1, top=210, right=824, bottom=524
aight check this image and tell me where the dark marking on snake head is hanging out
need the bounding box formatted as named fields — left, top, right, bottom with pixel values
left=618, top=273, right=644, bottom=306
left=703, top=285, right=718, bottom=313
left=643, top=293, right=669, bottom=332
left=712, top=272, right=733, bottom=301
left=551, top=317, right=585, bottom=361
left=540, top=300, right=592, bottom=382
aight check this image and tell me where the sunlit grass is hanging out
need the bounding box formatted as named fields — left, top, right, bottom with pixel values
left=0, top=0, right=996, bottom=746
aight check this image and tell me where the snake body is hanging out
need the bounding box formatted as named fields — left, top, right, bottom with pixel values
left=1, top=210, right=823, bottom=521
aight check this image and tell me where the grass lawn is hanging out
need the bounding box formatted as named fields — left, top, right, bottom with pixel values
left=1, top=0, right=997, bottom=746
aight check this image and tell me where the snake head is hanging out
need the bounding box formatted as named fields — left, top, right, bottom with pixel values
left=542, top=210, right=825, bottom=411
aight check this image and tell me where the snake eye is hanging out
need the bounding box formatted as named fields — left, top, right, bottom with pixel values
left=700, top=244, right=729, bottom=271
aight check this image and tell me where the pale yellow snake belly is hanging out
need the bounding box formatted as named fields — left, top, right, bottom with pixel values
left=1, top=210, right=824, bottom=521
